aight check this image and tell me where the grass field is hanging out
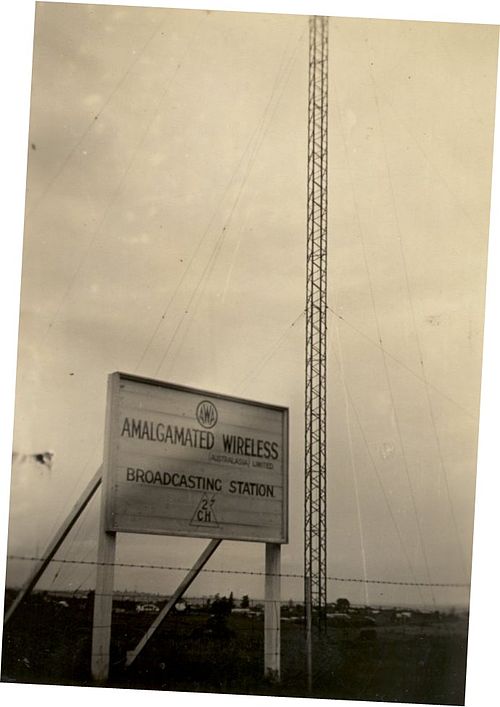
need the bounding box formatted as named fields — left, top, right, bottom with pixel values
left=1, top=593, right=468, bottom=704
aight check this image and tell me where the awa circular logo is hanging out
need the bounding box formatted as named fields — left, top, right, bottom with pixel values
left=196, top=400, right=218, bottom=429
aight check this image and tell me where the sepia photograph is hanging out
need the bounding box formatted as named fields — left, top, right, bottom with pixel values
left=1, top=1, right=499, bottom=706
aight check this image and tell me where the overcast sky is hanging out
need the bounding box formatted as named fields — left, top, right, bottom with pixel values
left=3, top=2, right=499, bottom=611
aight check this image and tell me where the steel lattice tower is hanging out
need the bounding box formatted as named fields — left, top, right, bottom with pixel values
left=305, top=15, right=328, bottom=629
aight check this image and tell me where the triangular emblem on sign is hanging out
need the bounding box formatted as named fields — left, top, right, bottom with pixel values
left=190, top=494, right=219, bottom=527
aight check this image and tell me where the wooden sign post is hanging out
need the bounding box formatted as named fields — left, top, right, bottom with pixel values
left=264, top=543, right=281, bottom=680
left=91, top=528, right=116, bottom=682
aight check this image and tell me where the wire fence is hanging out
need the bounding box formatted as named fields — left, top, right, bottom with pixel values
left=3, top=551, right=470, bottom=703
left=7, top=554, right=470, bottom=589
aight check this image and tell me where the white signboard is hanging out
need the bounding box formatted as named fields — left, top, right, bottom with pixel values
left=102, top=372, right=288, bottom=543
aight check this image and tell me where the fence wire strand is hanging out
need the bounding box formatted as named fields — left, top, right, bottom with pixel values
left=7, top=554, right=470, bottom=588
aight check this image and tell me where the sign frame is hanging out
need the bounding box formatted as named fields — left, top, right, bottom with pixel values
left=101, top=371, right=289, bottom=544
left=92, top=371, right=288, bottom=683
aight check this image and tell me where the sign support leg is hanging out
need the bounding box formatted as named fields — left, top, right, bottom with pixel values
left=91, top=526, right=116, bottom=683
left=264, top=542, right=281, bottom=681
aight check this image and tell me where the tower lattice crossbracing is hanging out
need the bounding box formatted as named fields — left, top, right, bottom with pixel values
left=305, top=14, right=328, bottom=629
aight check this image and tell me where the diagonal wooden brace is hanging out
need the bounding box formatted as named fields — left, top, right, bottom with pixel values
left=4, top=466, right=103, bottom=625
left=125, top=538, right=222, bottom=668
